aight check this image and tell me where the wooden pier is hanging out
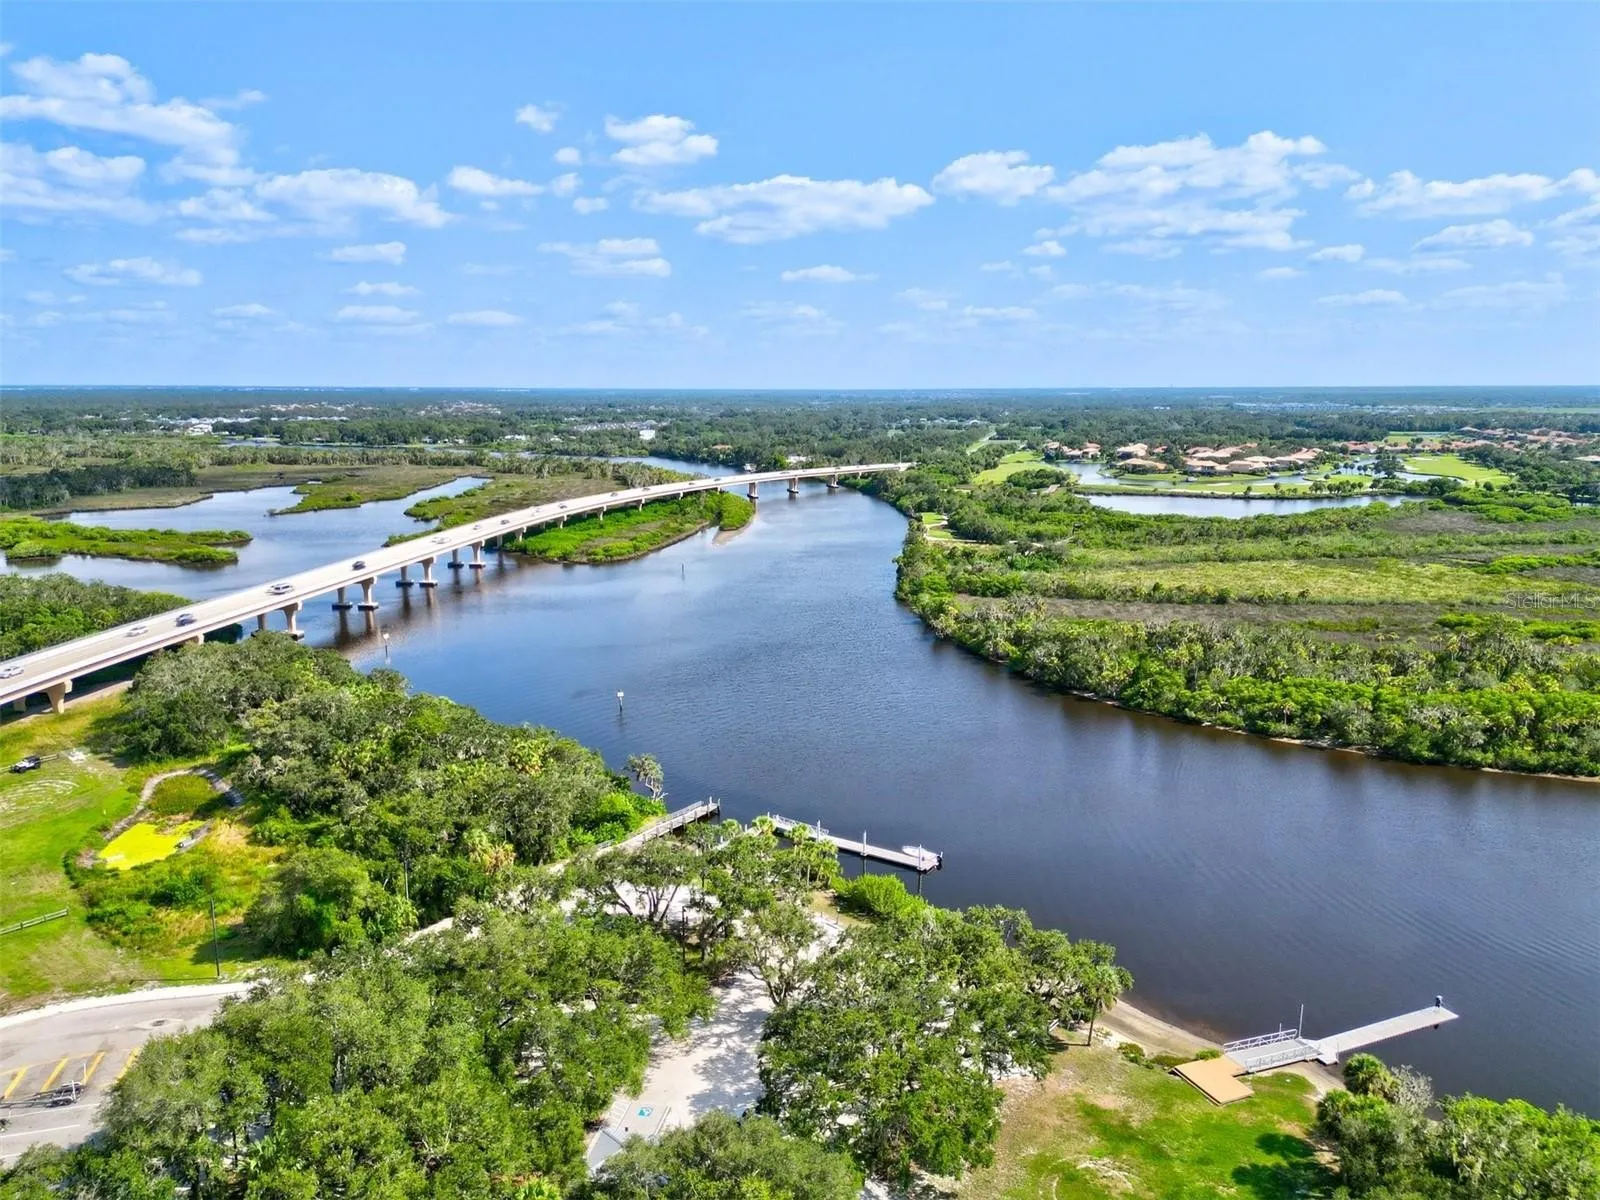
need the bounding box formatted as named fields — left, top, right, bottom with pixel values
left=610, top=799, right=721, bottom=853
left=765, top=815, right=943, bottom=873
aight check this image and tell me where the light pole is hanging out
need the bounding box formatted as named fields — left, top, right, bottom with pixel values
left=382, top=631, right=391, bottom=662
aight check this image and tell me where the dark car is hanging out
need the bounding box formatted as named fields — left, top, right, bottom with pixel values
left=176, top=613, right=197, bottom=627
left=11, top=755, right=41, bottom=774
left=352, top=559, right=367, bottom=570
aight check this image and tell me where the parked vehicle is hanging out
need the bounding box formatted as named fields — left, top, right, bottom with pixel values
left=11, top=755, right=41, bottom=774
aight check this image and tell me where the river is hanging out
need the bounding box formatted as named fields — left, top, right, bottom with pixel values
left=8, top=469, right=1598, bottom=1113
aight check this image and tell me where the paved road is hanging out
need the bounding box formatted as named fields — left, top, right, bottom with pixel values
left=0, top=986, right=244, bottom=1162
left=0, top=463, right=911, bottom=711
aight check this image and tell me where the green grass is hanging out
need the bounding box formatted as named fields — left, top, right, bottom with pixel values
left=387, top=472, right=624, bottom=542
left=0, top=700, right=268, bottom=1008
left=975, top=451, right=1047, bottom=484
left=270, top=465, right=469, bottom=513
left=1402, top=454, right=1514, bottom=486
left=0, top=516, right=251, bottom=566
left=962, top=1044, right=1331, bottom=1200
left=510, top=494, right=746, bottom=563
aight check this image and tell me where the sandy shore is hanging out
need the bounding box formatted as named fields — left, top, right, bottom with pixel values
left=1099, top=997, right=1341, bottom=1098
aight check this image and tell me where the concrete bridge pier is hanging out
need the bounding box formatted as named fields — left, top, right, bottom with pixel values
left=788, top=476, right=800, bottom=496
left=357, top=577, right=379, bottom=611
left=469, top=542, right=485, bottom=569
left=747, top=481, right=760, bottom=500
left=183, top=634, right=204, bottom=647
left=396, top=564, right=414, bottom=588
left=47, top=680, right=71, bottom=715
left=281, top=602, right=304, bottom=639
left=331, top=586, right=353, bottom=611
left=448, top=548, right=463, bottom=571
left=826, top=473, right=840, bottom=490
left=255, top=613, right=270, bottom=634
left=419, top=556, right=438, bottom=586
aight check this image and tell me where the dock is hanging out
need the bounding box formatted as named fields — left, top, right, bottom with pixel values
left=1176, top=1000, right=1459, bottom=1104
left=609, top=799, right=721, bottom=853
left=764, top=815, right=943, bottom=873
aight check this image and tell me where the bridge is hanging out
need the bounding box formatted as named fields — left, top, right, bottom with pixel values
left=0, top=463, right=912, bottom=714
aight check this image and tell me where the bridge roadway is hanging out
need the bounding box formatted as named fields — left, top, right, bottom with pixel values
left=0, top=463, right=912, bottom=713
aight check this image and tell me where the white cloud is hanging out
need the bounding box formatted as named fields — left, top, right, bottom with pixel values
left=951, top=305, right=1038, bottom=325
left=175, top=186, right=273, bottom=225
left=1027, top=265, right=1054, bottom=280
left=1102, top=238, right=1184, bottom=259
left=979, top=260, right=1017, bottom=273
left=539, top=237, right=671, bottom=277
left=932, top=150, right=1054, bottom=204
left=1045, top=282, right=1227, bottom=312
left=346, top=280, right=420, bottom=297
left=896, top=287, right=952, bottom=311
left=553, top=146, right=582, bottom=166
left=446, top=165, right=542, bottom=197
left=254, top=168, right=450, bottom=228
left=606, top=114, right=718, bottom=167
left=1258, top=266, right=1304, bottom=280
left=1435, top=276, right=1568, bottom=311
left=637, top=174, right=933, bottom=243
left=0, top=140, right=152, bottom=220
left=742, top=300, right=842, bottom=335
left=565, top=299, right=706, bottom=338
left=1308, top=243, right=1365, bottom=263
left=1044, top=131, right=1332, bottom=253
left=514, top=103, right=559, bottom=134
left=1317, top=289, right=1407, bottom=307
left=201, top=88, right=267, bottom=111
left=328, top=241, right=406, bottom=265
left=0, top=52, right=242, bottom=181
left=572, top=196, right=608, bottom=214
left=549, top=172, right=580, bottom=198
left=1350, top=169, right=1595, bottom=218
left=213, top=302, right=275, bottom=318
left=1413, top=218, right=1534, bottom=251
left=1023, top=238, right=1067, bottom=258
left=66, top=256, right=200, bottom=286
left=335, top=304, right=419, bottom=323
left=1546, top=203, right=1600, bottom=260
left=1365, top=256, right=1470, bottom=274
left=780, top=264, right=875, bottom=283
left=447, top=309, right=522, bottom=327
left=461, top=262, right=517, bottom=276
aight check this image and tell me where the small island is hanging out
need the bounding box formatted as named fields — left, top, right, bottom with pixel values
left=0, top=516, right=251, bottom=566
left=509, top=491, right=754, bottom=563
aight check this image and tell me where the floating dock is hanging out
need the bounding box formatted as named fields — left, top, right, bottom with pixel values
left=764, top=815, right=943, bottom=873
left=1176, top=1000, right=1460, bottom=1104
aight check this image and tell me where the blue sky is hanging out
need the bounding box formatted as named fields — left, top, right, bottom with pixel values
left=1, top=3, right=1596, bottom=388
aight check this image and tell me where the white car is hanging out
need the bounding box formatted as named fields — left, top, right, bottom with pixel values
left=267, top=582, right=293, bottom=596
left=0, top=666, right=23, bottom=680
left=126, top=625, right=148, bottom=637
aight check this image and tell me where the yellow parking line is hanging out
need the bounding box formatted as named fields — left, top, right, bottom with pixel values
left=1, top=1067, right=26, bottom=1101
left=80, top=1051, right=106, bottom=1087
left=37, top=1057, right=69, bottom=1093
left=115, top=1046, right=141, bottom=1081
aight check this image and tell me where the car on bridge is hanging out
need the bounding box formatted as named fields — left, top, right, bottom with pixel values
left=0, top=666, right=22, bottom=680
left=267, top=582, right=293, bottom=596
left=126, top=625, right=148, bottom=637
left=176, top=614, right=197, bottom=627
left=352, top=559, right=367, bottom=570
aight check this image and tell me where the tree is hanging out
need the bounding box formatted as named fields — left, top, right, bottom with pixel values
left=758, top=910, right=1056, bottom=1183
left=246, top=846, right=416, bottom=956
left=741, top=900, right=817, bottom=1006
left=627, top=754, right=666, bottom=804
left=585, top=1111, right=861, bottom=1200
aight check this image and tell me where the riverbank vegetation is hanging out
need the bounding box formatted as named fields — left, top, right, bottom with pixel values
left=510, top=492, right=754, bottom=563
left=0, top=575, right=186, bottom=659
left=0, top=516, right=250, bottom=566
left=387, top=460, right=688, bottom=543
left=875, top=459, right=1600, bottom=776
left=268, top=464, right=471, bottom=513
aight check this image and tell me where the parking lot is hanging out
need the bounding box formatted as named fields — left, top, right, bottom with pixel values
left=0, top=985, right=244, bottom=1162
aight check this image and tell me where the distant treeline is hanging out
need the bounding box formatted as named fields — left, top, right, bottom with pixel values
left=0, top=463, right=196, bottom=510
